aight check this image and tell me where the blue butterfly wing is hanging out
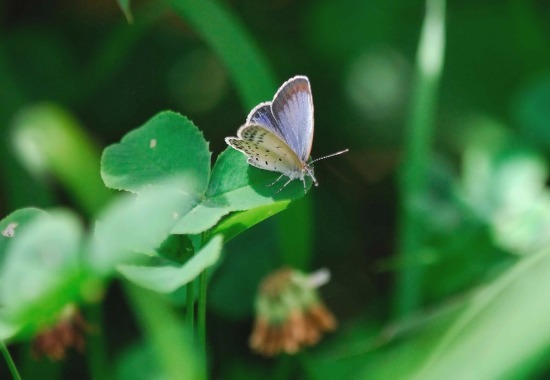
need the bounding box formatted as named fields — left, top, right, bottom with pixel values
left=270, top=76, right=314, bottom=163
left=246, top=102, right=285, bottom=139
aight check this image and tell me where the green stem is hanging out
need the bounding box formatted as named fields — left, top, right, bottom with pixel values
left=198, top=271, right=207, bottom=352
left=197, top=232, right=208, bottom=369
left=395, top=0, right=446, bottom=318
left=1, top=342, right=21, bottom=380
left=186, top=280, right=195, bottom=332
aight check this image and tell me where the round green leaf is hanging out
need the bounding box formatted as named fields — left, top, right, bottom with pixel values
left=0, top=208, right=47, bottom=264
left=101, top=111, right=211, bottom=197
left=0, top=210, right=84, bottom=336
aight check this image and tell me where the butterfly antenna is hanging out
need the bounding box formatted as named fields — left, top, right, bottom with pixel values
left=306, top=167, right=319, bottom=187
left=310, top=149, right=349, bottom=163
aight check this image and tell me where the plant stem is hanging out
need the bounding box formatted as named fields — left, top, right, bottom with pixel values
left=395, top=0, right=446, bottom=318
left=1, top=342, right=21, bottom=380
left=186, top=280, right=195, bottom=332
left=198, top=271, right=207, bottom=351
left=197, top=232, right=208, bottom=368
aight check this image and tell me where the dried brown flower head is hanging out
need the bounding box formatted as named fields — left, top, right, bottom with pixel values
left=249, top=267, right=336, bottom=357
left=32, top=304, right=90, bottom=361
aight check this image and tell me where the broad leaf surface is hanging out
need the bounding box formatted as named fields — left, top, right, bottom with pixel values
left=0, top=210, right=84, bottom=338
left=0, top=208, right=47, bottom=263
left=88, top=184, right=196, bottom=275
left=118, top=235, right=223, bottom=293
left=101, top=111, right=210, bottom=197
left=172, top=148, right=308, bottom=234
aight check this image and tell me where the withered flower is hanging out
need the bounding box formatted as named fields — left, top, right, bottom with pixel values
left=32, top=304, right=89, bottom=361
left=249, top=267, right=336, bottom=357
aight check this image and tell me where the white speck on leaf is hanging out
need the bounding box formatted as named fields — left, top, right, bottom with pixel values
left=150, top=139, right=157, bottom=148
left=173, top=212, right=179, bottom=220
left=2, top=223, right=18, bottom=238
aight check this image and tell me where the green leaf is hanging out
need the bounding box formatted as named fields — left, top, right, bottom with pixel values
left=118, top=235, right=223, bottom=293
left=0, top=210, right=84, bottom=338
left=101, top=113, right=307, bottom=237
left=88, top=184, right=197, bottom=275
left=11, top=104, right=111, bottom=216
left=172, top=148, right=308, bottom=234
left=0, top=320, right=18, bottom=341
left=327, top=248, right=550, bottom=380
left=101, top=111, right=211, bottom=197
left=210, top=200, right=291, bottom=243
left=155, top=234, right=194, bottom=264
left=395, top=0, right=446, bottom=317
left=413, top=248, right=550, bottom=379
left=0, top=208, right=47, bottom=264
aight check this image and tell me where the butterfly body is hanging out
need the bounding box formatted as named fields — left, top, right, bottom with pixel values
left=226, top=76, right=346, bottom=193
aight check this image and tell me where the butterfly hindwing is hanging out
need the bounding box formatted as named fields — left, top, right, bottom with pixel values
left=225, top=124, right=303, bottom=175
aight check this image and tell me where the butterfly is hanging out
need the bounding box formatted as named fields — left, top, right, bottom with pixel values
left=225, top=75, right=348, bottom=194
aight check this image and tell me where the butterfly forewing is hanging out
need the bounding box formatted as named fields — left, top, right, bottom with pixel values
left=271, top=76, right=314, bottom=163
left=225, top=124, right=303, bottom=175
left=246, top=102, right=285, bottom=141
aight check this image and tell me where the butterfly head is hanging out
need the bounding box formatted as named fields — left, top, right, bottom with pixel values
left=299, top=148, right=349, bottom=189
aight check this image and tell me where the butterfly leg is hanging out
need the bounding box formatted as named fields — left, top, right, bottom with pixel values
left=302, top=178, right=307, bottom=194
left=275, top=178, right=294, bottom=195
left=267, top=174, right=285, bottom=187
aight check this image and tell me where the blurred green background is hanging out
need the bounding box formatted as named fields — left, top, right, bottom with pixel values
left=2, top=0, right=550, bottom=378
